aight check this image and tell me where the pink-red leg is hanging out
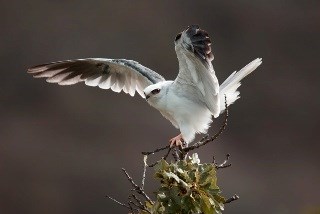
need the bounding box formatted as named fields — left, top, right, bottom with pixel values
left=169, top=133, right=184, bottom=147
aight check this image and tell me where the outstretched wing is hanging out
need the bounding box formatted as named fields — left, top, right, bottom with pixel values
left=27, top=58, right=165, bottom=98
left=173, top=25, right=220, bottom=117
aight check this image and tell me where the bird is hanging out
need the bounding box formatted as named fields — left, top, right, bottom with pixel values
left=27, top=25, right=262, bottom=147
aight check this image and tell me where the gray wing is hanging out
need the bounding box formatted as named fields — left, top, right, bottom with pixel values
left=27, top=58, right=165, bottom=98
left=173, top=25, right=220, bottom=117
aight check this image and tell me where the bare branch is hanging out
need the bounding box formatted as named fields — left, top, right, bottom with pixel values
left=105, top=195, right=130, bottom=209
left=141, top=155, right=147, bottom=189
left=172, top=148, right=179, bottom=161
left=142, top=145, right=170, bottom=155
left=128, top=194, right=151, bottom=213
left=122, top=168, right=153, bottom=204
left=127, top=200, right=137, bottom=214
left=224, top=194, right=240, bottom=204
left=146, top=161, right=159, bottom=168
left=213, top=154, right=232, bottom=169
left=128, top=196, right=144, bottom=211
left=163, top=146, right=172, bottom=160
left=178, top=144, right=187, bottom=160
left=145, top=147, right=172, bottom=167
left=131, top=194, right=145, bottom=209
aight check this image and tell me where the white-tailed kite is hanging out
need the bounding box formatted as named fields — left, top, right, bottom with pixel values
left=28, top=25, right=262, bottom=147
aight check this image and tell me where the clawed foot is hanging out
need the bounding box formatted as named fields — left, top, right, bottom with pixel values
left=169, top=134, right=184, bottom=147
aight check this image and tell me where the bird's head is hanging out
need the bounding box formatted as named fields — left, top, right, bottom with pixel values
left=143, top=82, right=171, bottom=105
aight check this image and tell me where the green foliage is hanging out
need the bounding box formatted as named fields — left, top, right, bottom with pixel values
left=143, top=153, right=225, bottom=214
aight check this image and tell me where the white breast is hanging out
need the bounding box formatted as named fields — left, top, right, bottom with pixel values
left=151, top=84, right=213, bottom=143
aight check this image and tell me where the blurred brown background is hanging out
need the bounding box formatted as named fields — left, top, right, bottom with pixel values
left=1, top=1, right=319, bottom=213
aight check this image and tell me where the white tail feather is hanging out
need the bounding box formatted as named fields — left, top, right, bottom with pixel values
left=219, top=58, right=262, bottom=112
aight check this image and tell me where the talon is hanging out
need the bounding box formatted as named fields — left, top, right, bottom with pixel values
left=169, top=134, right=184, bottom=147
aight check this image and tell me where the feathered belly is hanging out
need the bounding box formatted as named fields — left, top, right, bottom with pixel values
left=175, top=103, right=212, bottom=134
left=163, top=95, right=213, bottom=142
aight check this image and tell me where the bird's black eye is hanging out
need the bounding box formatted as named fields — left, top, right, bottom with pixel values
left=151, top=89, right=160, bottom=94
left=175, top=33, right=182, bottom=41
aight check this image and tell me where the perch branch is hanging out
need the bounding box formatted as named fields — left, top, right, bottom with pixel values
left=142, top=145, right=170, bottom=155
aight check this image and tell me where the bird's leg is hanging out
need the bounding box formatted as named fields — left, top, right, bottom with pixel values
left=169, top=133, right=184, bottom=147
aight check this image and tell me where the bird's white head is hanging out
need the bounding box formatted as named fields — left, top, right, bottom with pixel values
left=143, top=81, right=172, bottom=106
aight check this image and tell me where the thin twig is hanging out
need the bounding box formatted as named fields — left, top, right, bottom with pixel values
left=183, top=95, right=229, bottom=153
left=224, top=194, right=240, bottom=204
left=141, top=155, right=147, bottom=189
left=122, top=168, right=154, bottom=204
left=129, top=194, right=151, bottom=214
left=147, top=161, right=159, bottom=168
left=199, top=134, right=210, bottom=143
left=172, top=148, right=179, bottom=161
left=146, top=147, right=172, bottom=167
left=213, top=154, right=232, bottom=169
left=163, top=146, right=172, bottom=160
left=127, top=200, right=136, bottom=214
left=178, top=144, right=187, bottom=160
left=106, top=195, right=130, bottom=209
left=128, top=195, right=144, bottom=210
left=142, top=145, right=170, bottom=155
left=131, top=194, right=145, bottom=209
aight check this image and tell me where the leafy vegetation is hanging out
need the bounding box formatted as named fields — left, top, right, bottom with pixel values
left=142, top=154, right=225, bottom=214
